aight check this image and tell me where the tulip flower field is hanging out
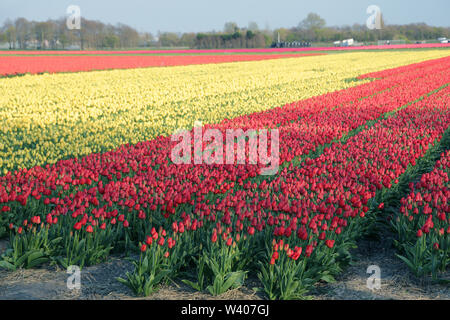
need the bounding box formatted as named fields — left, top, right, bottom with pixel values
left=0, top=53, right=324, bottom=76
left=0, top=49, right=449, bottom=299
left=1, top=50, right=449, bottom=173
left=393, top=149, right=449, bottom=279
left=0, top=42, right=448, bottom=55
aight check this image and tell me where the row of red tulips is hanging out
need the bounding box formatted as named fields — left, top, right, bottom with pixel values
left=393, top=148, right=449, bottom=279
left=357, top=55, right=450, bottom=80
left=0, top=58, right=449, bottom=298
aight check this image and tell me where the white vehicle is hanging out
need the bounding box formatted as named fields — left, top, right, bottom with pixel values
left=342, top=38, right=354, bottom=47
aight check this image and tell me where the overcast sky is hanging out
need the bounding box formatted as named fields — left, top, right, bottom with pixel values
left=1, top=0, right=448, bottom=34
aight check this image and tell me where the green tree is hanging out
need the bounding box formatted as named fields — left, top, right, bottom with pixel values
left=299, top=13, right=326, bottom=30
left=158, top=32, right=180, bottom=47
left=102, top=34, right=120, bottom=48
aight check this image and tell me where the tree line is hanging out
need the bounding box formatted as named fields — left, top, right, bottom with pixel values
left=1, top=13, right=449, bottom=50
left=278, top=13, right=450, bottom=44
left=0, top=17, right=150, bottom=49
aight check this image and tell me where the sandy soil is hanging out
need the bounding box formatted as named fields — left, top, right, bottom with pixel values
left=310, top=229, right=449, bottom=300
left=0, top=230, right=448, bottom=300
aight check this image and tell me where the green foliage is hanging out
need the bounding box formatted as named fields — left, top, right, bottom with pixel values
left=117, top=252, right=171, bottom=296
left=0, top=227, right=60, bottom=270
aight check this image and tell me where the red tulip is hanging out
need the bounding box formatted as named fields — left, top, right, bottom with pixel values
left=325, top=239, right=335, bottom=248
left=305, top=244, right=314, bottom=257
left=272, top=251, right=279, bottom=260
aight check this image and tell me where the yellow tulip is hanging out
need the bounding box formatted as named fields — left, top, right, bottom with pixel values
left=0, top=50, right=449, bottom=171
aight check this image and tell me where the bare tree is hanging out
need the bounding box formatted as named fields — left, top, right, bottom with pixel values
left=299, top=13, right=326, bottom=30
left=3, top=19, right=16, bottom=49
left=224, top=22, right=239, bottom=33
left=248, top=22, right=259, bottom=32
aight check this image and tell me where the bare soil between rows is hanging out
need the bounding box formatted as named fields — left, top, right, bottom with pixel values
left=0, top=229, right=448, bottom=300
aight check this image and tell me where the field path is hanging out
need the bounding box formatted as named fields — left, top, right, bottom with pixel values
left=1, top=234, right=448, bottom=300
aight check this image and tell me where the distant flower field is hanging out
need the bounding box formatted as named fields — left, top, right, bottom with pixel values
left=0, top=53, right=324, bottom=76
left=0, top=42, right=449, bottom=55
left=0, top=48, right=448, bottom=299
